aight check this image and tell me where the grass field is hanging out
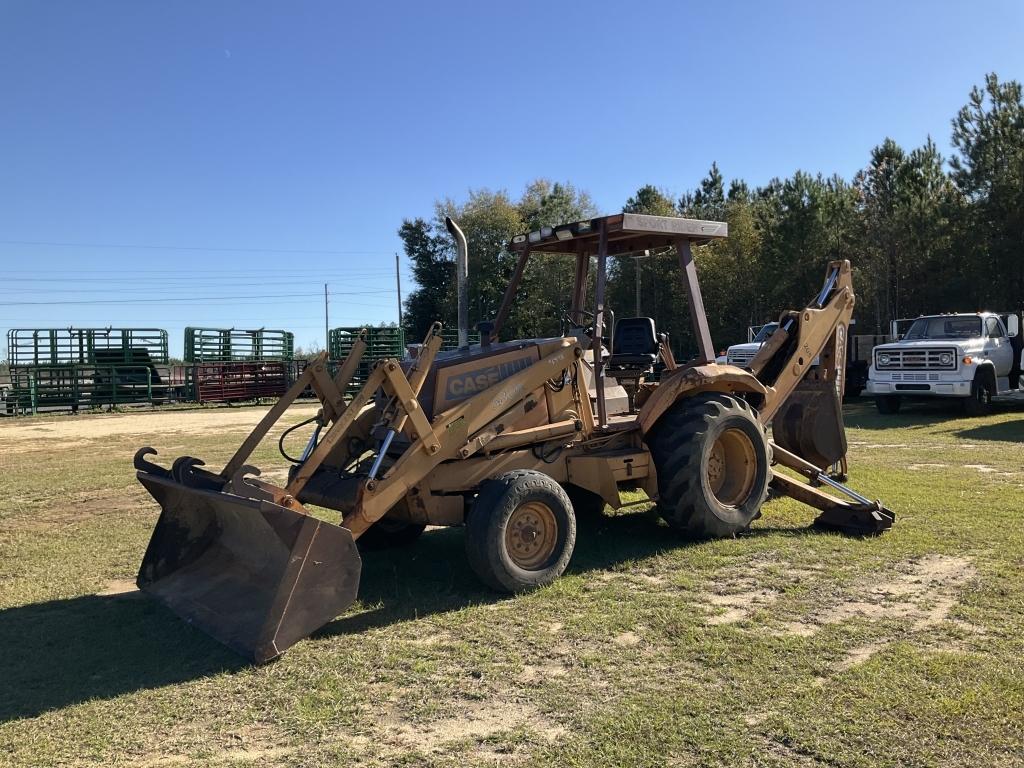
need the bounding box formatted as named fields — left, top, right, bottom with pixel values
left=1, top=399, right=1023, bottom=767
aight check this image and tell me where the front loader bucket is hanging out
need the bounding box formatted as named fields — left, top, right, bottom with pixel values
left=772, top=376, right=847, bottom=470
left=136, top=471, right=361, bottom=663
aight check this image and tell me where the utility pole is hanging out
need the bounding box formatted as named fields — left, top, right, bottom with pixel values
left=324, top=283, right=329, bottom=355
left=395, top=253, right=403, bottom=328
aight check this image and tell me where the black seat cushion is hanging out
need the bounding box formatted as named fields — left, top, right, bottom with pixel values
left=608, top=317, right=658, bottom=370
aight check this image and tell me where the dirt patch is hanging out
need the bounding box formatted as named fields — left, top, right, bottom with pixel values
left=705, top=588, right=780, bottom=624
left=0, top=405, right=320, bottom=447
left=813, top=554, right=974, bottom=627
left=799, top=555, right=975, bottom=670
left=3, top=438, right=96, bottom=455
left=701, top=556, right=791, bottom=624
left=384, top=700, right=563, bottom=753
left=519, top=660, right=569, bottom=683
left=835, top=642, right=889, bottom=671
left=97, top=578, right=141, bottom=597
left=139, top=746, right=294, bottom=767
left=704, top=554, right=978, bottom=671
left=612, top=630, right=642, bottom=647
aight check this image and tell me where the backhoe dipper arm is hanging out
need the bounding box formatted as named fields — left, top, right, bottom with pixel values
left=749, top=260, right=855, bottom=424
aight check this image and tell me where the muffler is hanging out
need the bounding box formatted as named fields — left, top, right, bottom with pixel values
left=134, top=449, right=361, bottom=663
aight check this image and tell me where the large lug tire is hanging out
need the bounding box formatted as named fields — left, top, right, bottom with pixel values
left=648, top=393, right=771, bottom=539
left=963, top=370, right=994, bottom=416
left=357, top=517, right=427, bottom=550
left=465, top=470, right=577, bottom=593
left=875, top=395, right=902, bottom=415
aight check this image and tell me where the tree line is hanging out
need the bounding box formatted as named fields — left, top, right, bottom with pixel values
left=400, top=74, right=1023, bottom=356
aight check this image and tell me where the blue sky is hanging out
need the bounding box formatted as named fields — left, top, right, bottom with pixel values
left=2, top=0, right=1022, bottom=357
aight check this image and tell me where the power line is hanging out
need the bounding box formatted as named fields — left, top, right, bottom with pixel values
left=0, top=290, right=396, bottom=307
left=0, top=282, right=400, bottom=295
left=0, top=273, right=416, bottom=287
left=0, top=239, right=395, bottom=256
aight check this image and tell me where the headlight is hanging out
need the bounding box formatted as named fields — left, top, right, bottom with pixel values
left=878, top=353, right=891, bottom=366
left=939, top=352, right=953, bottom=366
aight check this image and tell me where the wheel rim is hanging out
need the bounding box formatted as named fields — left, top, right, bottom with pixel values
left=505, top=501, right=558, bottom=570
left=707, top=427, right=758, bottom=506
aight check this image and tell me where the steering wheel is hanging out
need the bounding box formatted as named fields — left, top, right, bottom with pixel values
left=562, top=309, right=597, bottom=338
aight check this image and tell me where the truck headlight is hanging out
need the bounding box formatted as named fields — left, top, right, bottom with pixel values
left=877, top=353, right=891, bottom=366
left=939, top=352, right=953, bottom=366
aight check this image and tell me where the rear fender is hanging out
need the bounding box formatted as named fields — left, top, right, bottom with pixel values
left=637, top=364, right=768, bottom=435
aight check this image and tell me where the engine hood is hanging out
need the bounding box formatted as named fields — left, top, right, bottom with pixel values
left=726, top=342, right=763, bottom=354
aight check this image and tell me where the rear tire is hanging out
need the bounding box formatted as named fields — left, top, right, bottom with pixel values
left=465, top=470, right=576, bottom=593
left=875, top=395, right=902, bottom=414
left=648, top=393, right=770, bottom=538
left=963, top=370, right=994, bottom=416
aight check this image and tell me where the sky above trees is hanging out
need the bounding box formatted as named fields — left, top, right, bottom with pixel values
left=1, top=2, right=1022, bottom=354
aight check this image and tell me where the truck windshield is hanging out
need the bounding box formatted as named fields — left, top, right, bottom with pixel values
left=905, top=316, right=981, bottom=340
left=752, top=323, right=779, bottom=343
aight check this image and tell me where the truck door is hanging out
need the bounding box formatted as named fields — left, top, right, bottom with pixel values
left=985, top=317, right=1013, bottom=377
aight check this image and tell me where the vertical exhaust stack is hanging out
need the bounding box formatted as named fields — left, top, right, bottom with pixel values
left=445, top=216, right=470, bottom=349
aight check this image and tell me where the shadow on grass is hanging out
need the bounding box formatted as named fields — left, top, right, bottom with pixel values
left=844, top=396, right=1024, bottom=433
left=319, top=509, right=815, bottom=637
left=0, top=509, right=818, bottom=723
left=0, top=591, right=245, bottom=723
left=954, top=419, right=1024, bottom=443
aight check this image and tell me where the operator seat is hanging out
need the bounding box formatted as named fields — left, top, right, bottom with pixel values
left=606, top=317, right=659, bottom=413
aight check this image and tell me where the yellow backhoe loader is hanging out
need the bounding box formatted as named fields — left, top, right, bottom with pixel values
left=134, top=212, right=893, bottom=662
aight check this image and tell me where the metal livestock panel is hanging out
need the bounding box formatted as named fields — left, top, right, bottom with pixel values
left=6, top=328, right=169, bottom=367
left=184, top=327, right=294, bottom=363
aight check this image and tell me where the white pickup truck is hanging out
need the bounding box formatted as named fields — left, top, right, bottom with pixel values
left=722, top=322, right=779, bottom=367
left=866, top=311, right=1023, bottom=415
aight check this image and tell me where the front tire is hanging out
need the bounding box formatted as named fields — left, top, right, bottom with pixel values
left=465, top=471, right=576, bottom=593
left=963, top=371, right=994, bottom=416
left=648, top=393, right=770, bottom=538
left=875, top=395, right=902, bottom=414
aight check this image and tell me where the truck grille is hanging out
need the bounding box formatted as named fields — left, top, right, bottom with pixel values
left=727, top=349, right=756, bottom=367
left=890, top=372, right=940, bottom=382
left=875, top=348, right=956, bottom=370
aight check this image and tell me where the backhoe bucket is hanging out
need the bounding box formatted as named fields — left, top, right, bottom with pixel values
left=136, top=469, right=361, bottom=663
left=772, top=375, right=847, bottom=470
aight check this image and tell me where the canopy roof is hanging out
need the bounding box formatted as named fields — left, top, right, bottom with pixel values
left=509, top=213, right=728, bottom=257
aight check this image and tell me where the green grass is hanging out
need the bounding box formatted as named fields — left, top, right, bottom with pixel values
left=1, top=400, right=1023, bottom=767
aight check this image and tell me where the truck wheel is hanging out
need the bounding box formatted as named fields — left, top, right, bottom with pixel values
left=465, top=470, right=576, bottom=593
left=648, top=393, right=770, bottom=538
left=875, top=395, right=902, bottom=414
left=357, top=518, right=426, bottom=550
left=964, top=371, right=994, bottom=416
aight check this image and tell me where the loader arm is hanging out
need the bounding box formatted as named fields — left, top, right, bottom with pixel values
left=340, top=339, right=583, bottom=537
